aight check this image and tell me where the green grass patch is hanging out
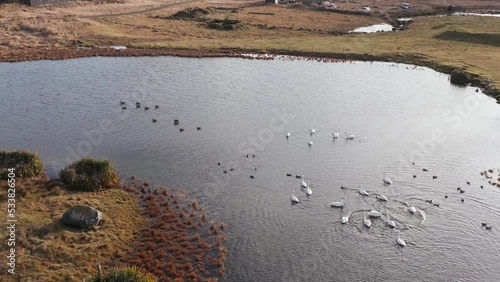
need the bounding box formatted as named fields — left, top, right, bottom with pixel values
left=89, top=266, right=158, bottom=282
left=0, top=150, right=44, bottom=179
left=434, top=30, right=500, bottom=47
left=59, top=158, right=119, bottom=192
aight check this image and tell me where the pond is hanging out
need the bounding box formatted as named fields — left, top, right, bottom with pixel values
left=1, top=57, right=500, bottom=281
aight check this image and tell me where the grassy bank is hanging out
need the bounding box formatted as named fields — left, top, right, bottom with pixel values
left=0, top=154, right=227, bottom=281
left=1, top=2, right=499, bottom=101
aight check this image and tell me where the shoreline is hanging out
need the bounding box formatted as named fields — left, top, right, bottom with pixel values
left=1, top=46, right=498, bottom=102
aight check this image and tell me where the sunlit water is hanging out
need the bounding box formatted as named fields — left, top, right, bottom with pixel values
left=1, top=57, right=500, bottom=281
left=351, top=23, right=394, bottom=33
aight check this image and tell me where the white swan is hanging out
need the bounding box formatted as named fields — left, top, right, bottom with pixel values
left=330, top=198, right=344, bottom=208
left=345, top=132, right=355, bottom=140
left=286, top=131, right=290, bottom=138
left=408, top=202, right=417, bottom=214
left=383, top=174, right=393, bottom=184
left=363, top=212, right=371, bottom=228
left=396, top=231, right=406, bottom=247
left=307, top=140, right=313, bottom=146
left=368, top=210, right=382, bottom=218
left=305, top=185, right=312, bottom=197
left=359, top=185, right=369, bottom=196
left=332, top=132, right=339, bottom=139
left=291, top=190, right=299, bottom=204
left=387, top=211, right=396, bottom=228
left=341, top=212, right=352, bottom=224
left=376, top=193, right=388, bottom=202
left=300, top=176, right=308, bottom=188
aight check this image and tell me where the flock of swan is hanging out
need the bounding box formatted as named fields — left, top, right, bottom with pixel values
left=287, top=129, right=413, bottom=246
left=291, top=174, right=408, bottom=247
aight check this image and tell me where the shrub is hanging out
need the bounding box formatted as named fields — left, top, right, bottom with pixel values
left=89, top=266, right=158, bottom=282
left=450, top=68, right=471, bottom=86
left=59, top=158, right=119, bottom=191
left=0, top=150, right=44, bottom=179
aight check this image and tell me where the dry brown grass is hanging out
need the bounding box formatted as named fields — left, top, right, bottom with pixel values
left=0, top=178, right=144, bottom=282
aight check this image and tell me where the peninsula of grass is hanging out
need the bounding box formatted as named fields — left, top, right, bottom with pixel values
left=0, top=153, right=227, bottom=281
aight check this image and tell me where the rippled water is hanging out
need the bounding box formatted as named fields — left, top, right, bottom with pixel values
left=1, top=57, right=500, bottom=281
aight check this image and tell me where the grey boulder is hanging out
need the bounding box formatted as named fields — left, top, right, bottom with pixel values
left=62, top=205, right=103, bottom=229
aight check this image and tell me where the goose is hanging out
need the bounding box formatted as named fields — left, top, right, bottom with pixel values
left=344, top=132, right=355, bottom=140
left=144, top=107, right=150, bottom=110
left=152, top=119, right=157, bottom=123
left=174, top=119, right=179, bottom=125
left=286, top=173, right=292, bottom=177
left=305, top=185, right=312, bottom=198
left=330, top=198, right=344, bottom=208
left=445, top=195, right=448, bottom=199
left=396, top=231, right=406, bottom=247
left=376, top=193, right=388, bottom=202
left=136, top=104, right=141, bottom=108
left=341, top=212, right=352, bottom=224
left=408, top=202, right=417, bottom=214
left=308, top=140, right=313, bottom=146
left=481, top=222, right=487, bottom=227
left=363, top=212, right=371, bottom=228
left=155, top=105, right=159, bottom=109
left=461, top=198, right=465, bottom=203
left=383, top=174, right=392, bottom=184
left=121, top=106, right=127, bottom=110
left=358, top=185, right=369, bottom=196
left=422, top=168, right=428, bottom=172
left=332, top=132, right=339, bottom=139
left=120, top=101, right=126, bottom=105
left=432, top=176, right=438, bottom=179
left=300, top=176, right=308, bottom=188
left=250, top=175, right=254, bottom=179
left=486, top=225, right=493, bottom=230
left=179, top=128, right=184, bottom=132
left=368, top=210, right=382, bottom=218
left=433, top=203, right=440, bottom=207
left=466, top=181, right=471, bottom=185
left=291, top=191, right=299, bottom=204
left=310, top=129, right=316, bottom=135
left=387, top=211, right=396, bottom=228
left=413, top=175, right=416, bottom=178
left=197, top=127, right=201, bottom=130
left=286, top=131, right=290, bottom=138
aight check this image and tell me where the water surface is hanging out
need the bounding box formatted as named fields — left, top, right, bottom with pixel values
left=1, top=57, right=500, bottom=281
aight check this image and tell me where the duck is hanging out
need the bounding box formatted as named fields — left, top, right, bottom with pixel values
left=179, top=128, right=184, bottom=132
left=330, top=198, right=344, bottom=208
left=286, top=173, right=292, bottom=177
left=341, top=212, right=352, bottom=224
left=461, top=198, right=465, bottom=203
left=144, top=107, right=150, bottom=110
left=460, top=189, right=465, bottom=194
left=344, top=132, right=355, bottom=140
left=387, top=211, right=396, bottom=228
left=433, top=176, right=438, bottom=179
left=295, top=175, right=301, bottom=179
left=396, top=231, right=406, bottom=247
left=250, top=175, right=254, bottom=179
left=482, top=222, right=487, bottom=227
left=152, top=119, right=157, bottom=123
left=466, top=181, right=471, bottom=185
left=363, top=212, right=371, bottom=228
left=383, top=174, right=392, bottom=184
left=121, top=106, right=127, bottom=110
left=445, top=195, right=448, bottom=199
left=413, top=175, right=417, bottom=178
left=423, top=168, right=428, bottom=172
left=486, top=225, right=493, bottom=230
left=291, top=191, right=299, bottom=204
left=120, top=101, right=126, bottom=105
left=332, top=132, right=339, bottom=139
left=358, top=185, right=369, bottom=196
left=433, top=203, right=440, bottom=207
left=174, top=119, right=179, bottom=125
left=197, top=127, right=201, bottom=130
left=154, top=105, right=159, bottom=109
left=368, top=210, right=382, bottom=218
left=308, top=140, right=313, bottom=146
left=136, top=104, right=141, bottom=108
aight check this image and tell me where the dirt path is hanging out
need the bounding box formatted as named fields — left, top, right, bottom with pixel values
left=81, top=0, right=199, bottom=18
